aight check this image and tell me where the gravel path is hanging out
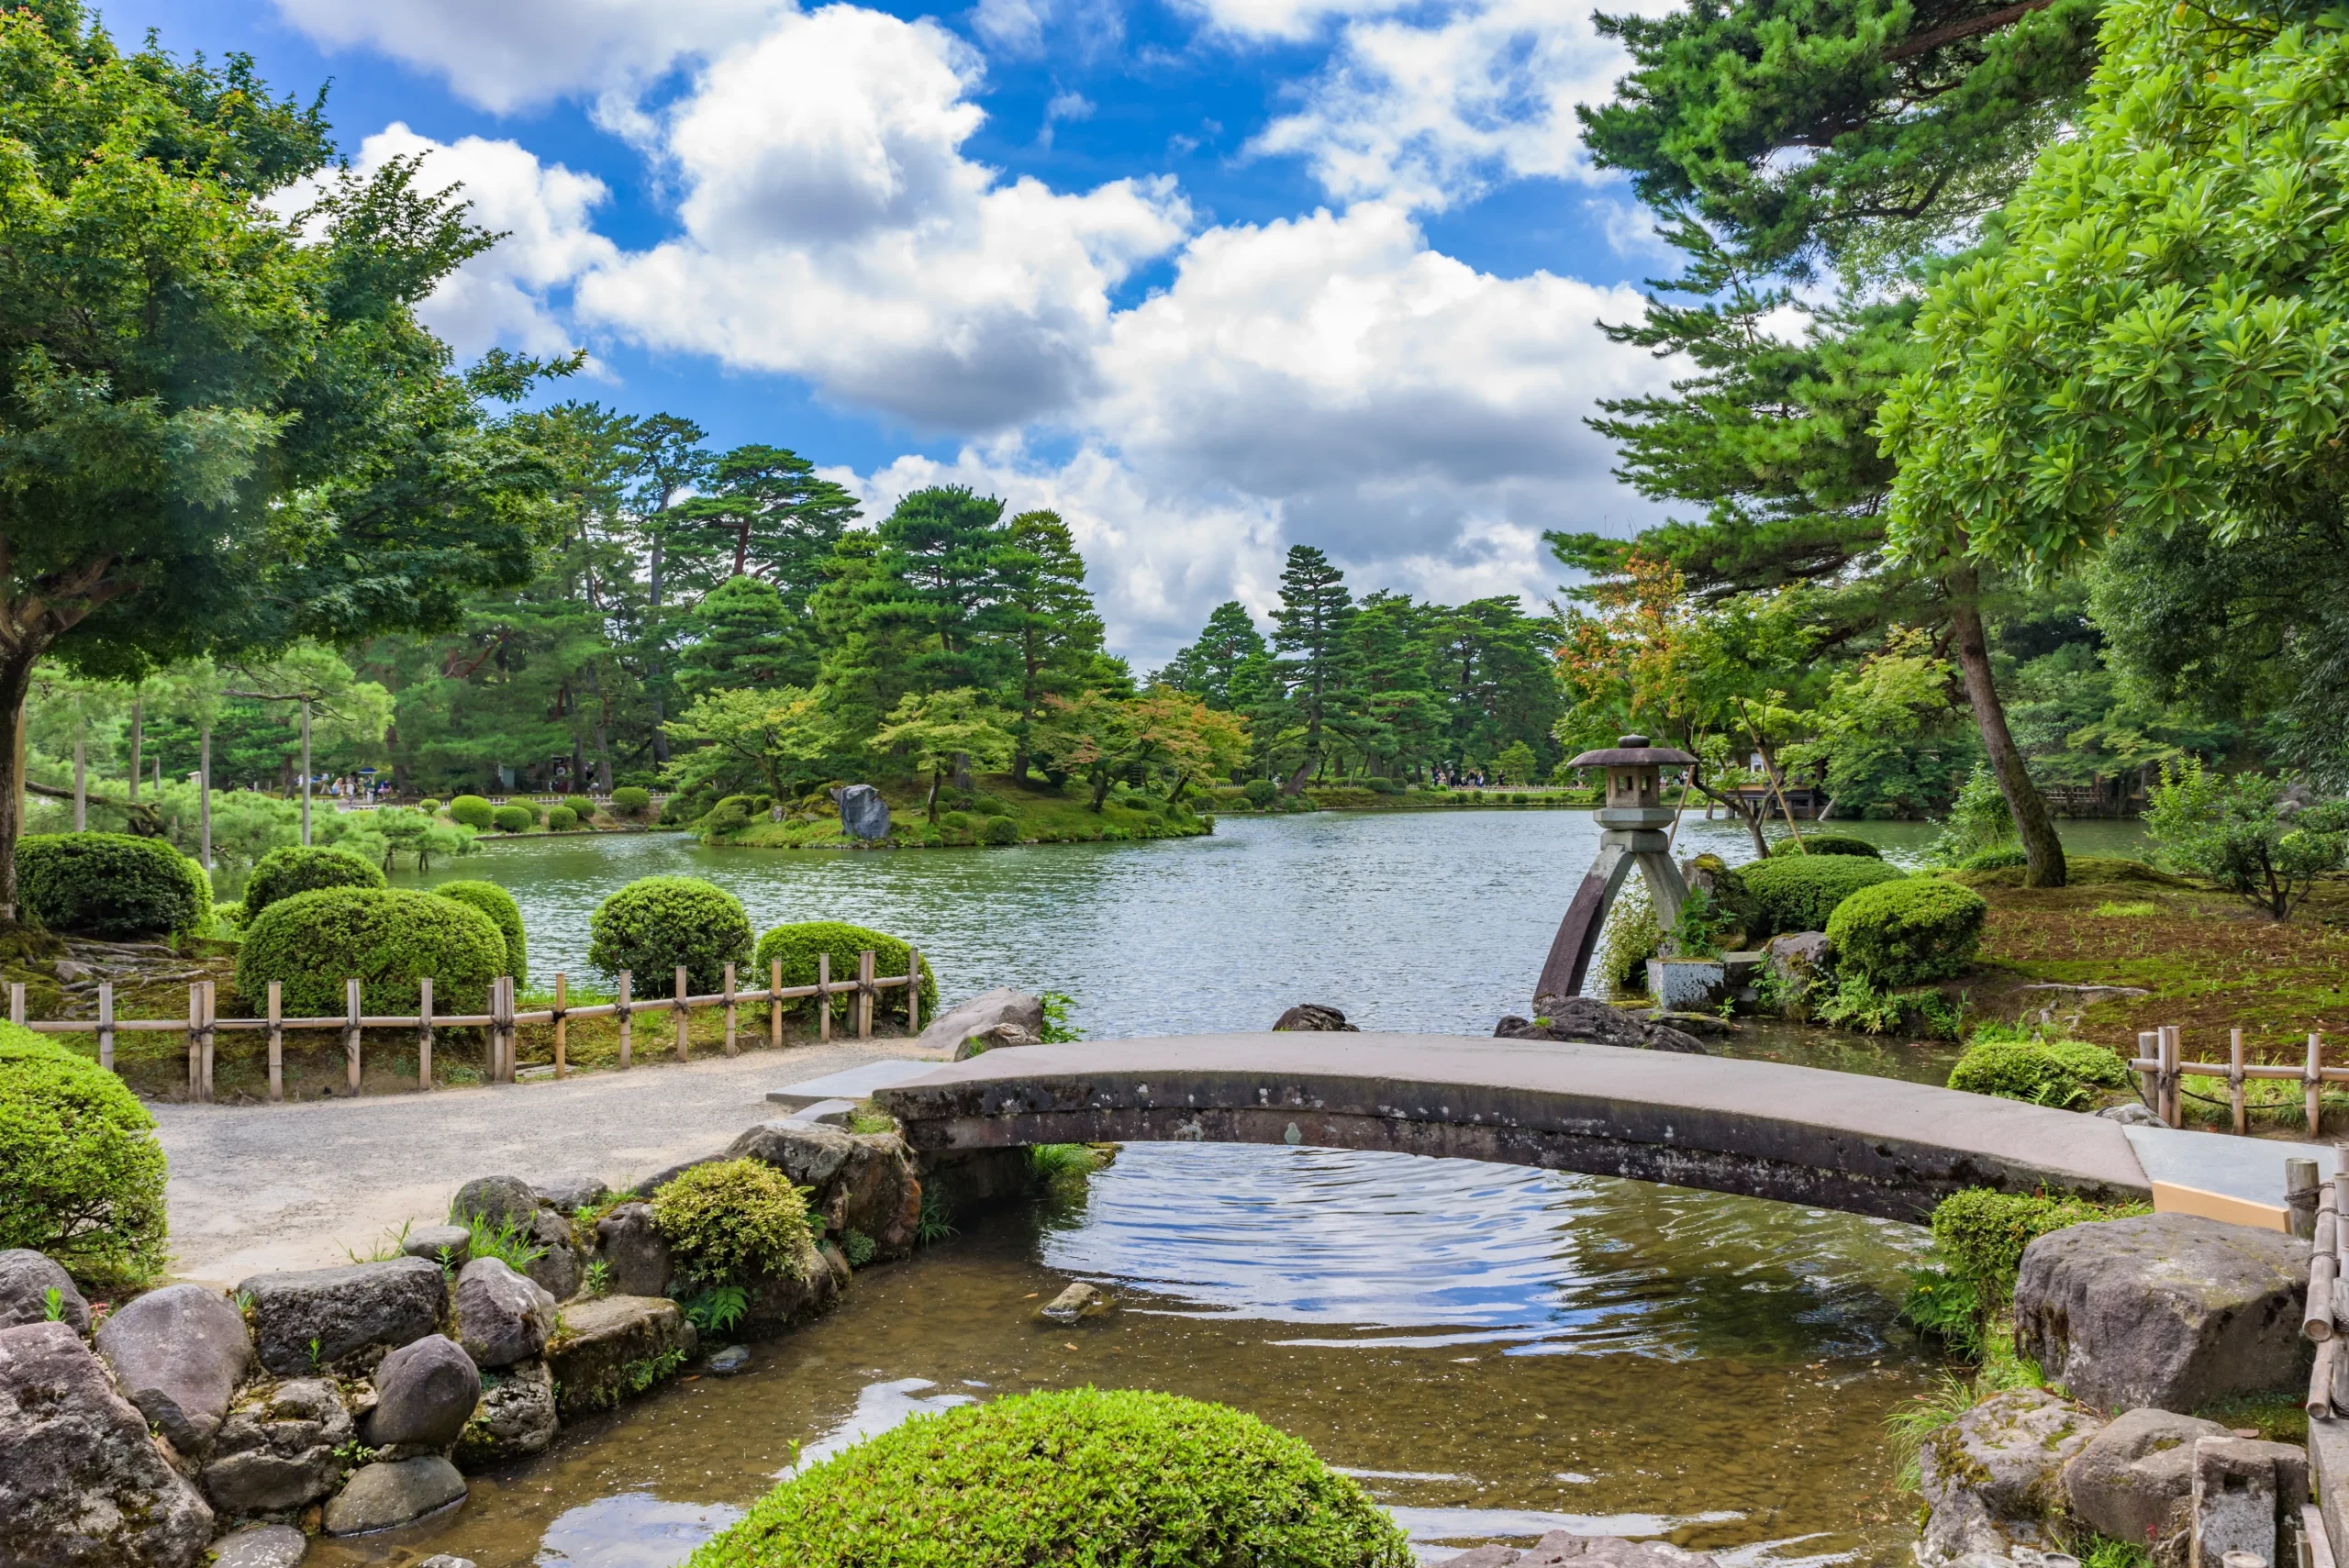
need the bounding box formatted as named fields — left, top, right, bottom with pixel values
left=151, top=1040, right=944, bottom=1285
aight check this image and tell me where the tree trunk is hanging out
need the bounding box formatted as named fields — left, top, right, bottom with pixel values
left=952, top=751, right=972, bottom=793
left=198, top=723, right=212, bottom=872
left=0, top=659, right=33, bottom=920
left=299, top=699, right=313, bottom=847
left=1946, top=573, right=2065, bottom=887
left=128, top=696, right=140, bottom=803
left=927, top=769, right=943, bottom=824
left=73, top=737, right=85, bottom=830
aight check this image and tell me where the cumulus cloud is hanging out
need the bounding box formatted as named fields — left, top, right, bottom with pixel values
left=270, top=0, right=783, bottom=113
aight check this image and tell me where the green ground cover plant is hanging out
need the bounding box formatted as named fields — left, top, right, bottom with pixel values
left=0, top=1024, right=168, bottom=1286
left=432, top=881, right=527, bottom=977
left=241, top=845, right=384, bottom=919
left=685, top=1388, right=1414, bottom=1568
left=17, top=833, right=210, bottom=940
left=652, top=1158, right=811, bottom=1284
left=588, top=877, right=753, bottom=993
left=237, top=887, right=504, bottom=1017
left=752, top=921, right=937, bottom=1022
left=1945, top=1029, right=2132, bottom=1110
left=1827, top=878, right=1987, bottom=986
left=1737, top=854, right=1905, bottom=936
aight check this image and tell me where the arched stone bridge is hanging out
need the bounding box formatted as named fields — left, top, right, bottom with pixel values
left=874, top=1034, right=2153, bottom=1223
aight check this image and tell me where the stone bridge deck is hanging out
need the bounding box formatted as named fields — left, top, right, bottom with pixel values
left=875, top=1033, right=2154, bottom=1222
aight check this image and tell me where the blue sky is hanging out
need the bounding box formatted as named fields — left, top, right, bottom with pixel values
left=106, top=0, right=1679, bottom=662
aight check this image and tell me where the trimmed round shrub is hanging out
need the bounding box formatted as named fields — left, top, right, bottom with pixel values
left=754, top=920, right=937, bottom=1023
left=608, top=785, right=651, bottom=818
left=490, top=804, right=534, bottom=833
left=1243, top=779, right=1277, bottom=808
left=561, top=795, right=596, bottom=821
left=588, top=877, right=752, bottom=992
left=1766, top=834, right=1884, bottom=858
left=1946, top=1037, right=2132, bottom=1109
left=417, top=798, right=441, bottom=814
left=1737, top=853, right=1905, bottom=936
left=0, top=1025, right=168, bottom=1286
left=237, top=887, right=504, bottom=1018
left=983, top=815, right=1019, bottom=845
left=687, top=1387, right=1414, bottom=1568
left=448, top=795, right=495, bottom=830
left=431, top=881, right=526, bottom=977
left=651, top=1158, right=812, bottom=1285
left=544, top=806, right=578, bottom=832
left=241, top=844, right=384, bottom=920
left=17, top=833, right=210, bottom=939
left=1826, top=878, right=1989, bottom=986
left=702, top=795, right=756, bottom=835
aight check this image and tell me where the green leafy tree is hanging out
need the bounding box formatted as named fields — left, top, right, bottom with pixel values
left=2146, top=761, right=2348, bottom=922
left=0, top=3, right=563, bottom=916
left=663, top=686, right=835, bottom=807
left=872, top=688, right=1015, bottom=823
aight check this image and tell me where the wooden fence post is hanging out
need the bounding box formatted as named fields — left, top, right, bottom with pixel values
left=552, top=973, right=567, bottom=1080
left=267, top=981, right=284, bottom=1102
left=96, top=981, right=113, bottom=1077
left=617, top=972, right=631, bottom=1069
left=498, top=977, right=517, bottom=1083
left=2137, top=1030, right=2159, bottom=1116
left=200, top=981, right=216, bottom=1103
left=674, top=966, right=689, bottom=1063
left=2288, top=1157, right=2321, bottom=1241
left=417, top=978, right=431, bottom=1090
left=345, top=978, right=362, bottom=1094
left=723, top=962, right=739, bottom=1057
left=818, top=952, right=831, bottom=1043
left=907, top=945, right=920, bottom=1035
left=2160, top=1025, right=2182, bottom=1127
left=2310, top=1032, right=2326, bottom=1138
left=187, top=983, right=205, bottom=1102
left=857, top=949, right=874, bottom=1040
left=8, top=981, right=21, bottom=1028
left=769, top=958, right=783, bottom=1050
left=2229, top=1028, right=2246, bottom=1136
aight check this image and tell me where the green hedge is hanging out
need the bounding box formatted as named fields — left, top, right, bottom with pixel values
left=1932, top=1187, right=2147, bottom=1313
left=432, top=881, right=526, bottom=977
left=1737, top=853, right=1905, bottom=935
left=17, top=833, right=210, bottom=939
left=608, top=785, right=651, bottom=817
left=686, top=1388, right=1413, bottom=1568
left=491, top=804, right=533, bottom=833
left=1946, top=1037, right=2132, bottom=1109
left=983, top=816, right=1019, bottom=845
left=0, top=1025, right=167, bottom=1286
left=561, top=795, right=596, bottom=820
left=651, top=1158, right=812, bottom=1286
left=588, top=877, right=752, bottom=993
left=447, top=795, right=495, bottom=829
left=236, top=887, right=504, bottom=1018
left=1826, top=878, right=1987, bottom=986
left=1766, top=834, right=1884, bottom=858
left=754, top=921, right=936, bottom=1023
left=545, top=806, right=577, bottom=832
left=242, top=844, right=384, bottom=919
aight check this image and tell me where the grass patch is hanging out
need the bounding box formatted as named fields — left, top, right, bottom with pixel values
left=2094, top=901, right=2158, bottom=917
left=2193, top=1389, right=2307, bottom=1445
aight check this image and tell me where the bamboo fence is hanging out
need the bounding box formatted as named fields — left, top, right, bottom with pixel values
left=2129, top=1026, right=2337, bottom=1136
left=7, top=947, right=918, bottom=1105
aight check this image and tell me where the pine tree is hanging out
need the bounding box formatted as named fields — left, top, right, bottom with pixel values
left=1162, top=602, right=1267, bottom=710
left=996, top=511, right=1106, bottom=782
left=1269, top=547, right=1358, bottom=793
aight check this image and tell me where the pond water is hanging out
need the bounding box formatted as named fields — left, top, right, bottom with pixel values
left=336, top=810, right=2147, bottom=1568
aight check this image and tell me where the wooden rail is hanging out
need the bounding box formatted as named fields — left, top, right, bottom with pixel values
left=2129, top=1025, right=2333, bottom=1135
left=6, top=945, right=920, bottom=1104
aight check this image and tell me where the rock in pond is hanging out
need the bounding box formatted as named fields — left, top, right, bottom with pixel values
left=201, top=1378, right=352, bottom=1514
left=239, top=1257, right=447, bottom=1376
left=323, top=1455, right=467, bottom=1535
left=94, top=1283, right=250, bottom=1453
left=417, top=1555, right=479, bottom=1567
left=1272, top=1003, right=1356, bottom=1031
left=543, top=1296, right=697, bottom=1417
left=1441, top=1531, right=1718, bottom=1565
left=743, top=1234, right=841, bottom=1334
left=0, top=1320, right=216, bottom=1568
left=1763, top=932, right=1831, bottom=989
left=402, top=1225, right=473, bottom=1269
left=727, top=1121, right=922, bottom=1260
left=2014, top=1213, right=2310, bottom=1414
left=707, top=1345, right=750, bottom=1375
left=592, top=1203, right=672, bottom=1299
left=831, top=783, right=890, bottom=840
left=1504, top=997, right=1709, bottom=1055
left=209, top=1524, right=307, bottom=1568
left=0, top=1248, right=89, bottom=1334
left=1918, top=1387, right=2104, bottom=1564
left=1039, top=1282, right=1111, bottom=1324
left=530, top=1174, right=607, bottom=1215
left=915, top=986, right=1042, bottom=1056
left=2063, top=1407, right=2232, bottom=1555
left=362, top=1334, right=479, bottom=1451
left=522, top=1209, right=582, bottom=1302
left=449, top=1175, right=539, bottom=1230
left=454, top=1257, right=555, bottom=1370
left=453, top=1360, right=556, bottom=1470
left=953, top=1021, right=1041, bottom=1059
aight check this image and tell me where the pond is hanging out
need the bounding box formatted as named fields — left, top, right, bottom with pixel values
left=338, top=810, right=2146, bottom=1567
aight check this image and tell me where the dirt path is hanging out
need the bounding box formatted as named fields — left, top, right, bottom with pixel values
left=150, top=1041, right=944, bottom=1285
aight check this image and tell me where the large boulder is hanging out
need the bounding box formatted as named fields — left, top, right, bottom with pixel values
left=834, top=1133, right=921, bottom=1258
left=914, top=986, right=1043, bottom=1055
left=530, top=1174, right=607, bottom=1215
left=0, top=1249, right=89, bottom=1334
left=452, top=1359, right=557, bottom=1470
left=199, top=1378, right=352, bottom=1514
left=729, top=1119, right=857, bottom=1189
left=591, top=1203, right=672, bottom=1298
left=741, top=1231, right=841, bottom=1334
left=522, top=1209, right=582, bottom=1302
left=1272, top=1003, right=1356, bottom=1031
left=2063, top=1407, right=2232, bottom=1558
left=453, top=1257, right=556, bottom=1370
left=0, top=1321, right=215, bottom=1568
left=322, top=1455, right=466, bottom=1535
left=208, top=1525, right=308, bottom=1568
left=1764, top=931, right=1832, bottom=991
left=94, top=1283, right=251, bottom=1452
left=831, top=784, right=890, bottom=840
left=239, top=1258, right=447, bottom=1376
left=1441, top=1533, right=1718, bottom=1566
left=1505, top=996, right=1709, bottom=1055
left=361, top=1334, right=479, bottom=1451
left=401, top=1225, right=472, bottom=1269
left=952, top=1021, right=1041, bottom=1060
left=2014, top=1213, right=2310, bottom=1414
left=1917, top=1387, right=2104, bottom=1564
left=449, top=1174, right=538, bottom=1230
left=543, top=1296, right=696, bottom=1417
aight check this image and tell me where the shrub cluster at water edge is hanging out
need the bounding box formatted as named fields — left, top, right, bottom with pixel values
left=545, top=806, right=577, bottom=831
left=753, top=920, right=937, bottom=1022
left=561, top=795, right=597, bottom=821
left=1737, top=853, right=1904, bottom=936
left=241, top=844, right=385, bottom=919
left=608, top=785, right=652, bottom=818
left=651, top=1158, right=811, bottom=1285
left=686, top=1387, right=1415, bottom=1568
left=1931, top=1187, right=2147, bottom=1315
left=17, top=832, right=210, bottom=939
left=237, top=887, right=504, bottom=1018
left=491, top=803, right=534, bottom=833
left=0, top=1024, right=167, bottom=1286
left=588, top=877, right=752, bottom=992
left=1766, top=834, right=1883, bottom=858
left=1826, top=878, right=1987, bottom=986
left=431, top=881, right=527, bottom=977
left=1946, top=1033, right=2131, bottom=1109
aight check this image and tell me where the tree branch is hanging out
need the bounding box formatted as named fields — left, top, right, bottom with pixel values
left=1883, top=0, right=2057, bottom=61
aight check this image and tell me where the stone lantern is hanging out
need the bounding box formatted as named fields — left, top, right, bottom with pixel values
left=1533, top=733, right=1699, bottom=1004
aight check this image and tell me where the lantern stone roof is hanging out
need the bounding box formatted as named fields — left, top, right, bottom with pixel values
left=1566, top=733, right=1698, bottom=768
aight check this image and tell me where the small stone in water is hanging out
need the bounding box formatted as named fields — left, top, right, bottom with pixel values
left=1038, top=1283, right=1110, bottom=1324
left=708, top=1345, right=751, bottom=1375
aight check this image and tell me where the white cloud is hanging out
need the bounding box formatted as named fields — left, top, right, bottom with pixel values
left=1177, top=0, right=1421, bottom=44
left=573, top=6, right=1189, bottom=429
left=270, top=0, right=784, bottom=113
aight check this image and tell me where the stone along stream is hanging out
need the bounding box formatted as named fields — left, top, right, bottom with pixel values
left=332, top=810, right=2148, bottom=1567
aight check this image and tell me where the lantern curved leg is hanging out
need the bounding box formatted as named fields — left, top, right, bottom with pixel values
left=1532, top=840, right=1638, bottom=1006
left=1632, top=852, right=1689, bottom=937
